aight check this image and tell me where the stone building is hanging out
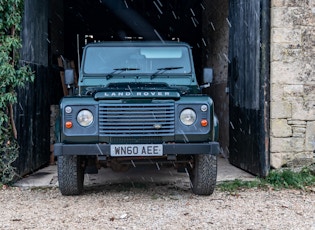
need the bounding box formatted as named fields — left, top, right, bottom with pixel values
left=270, top=0, right=315, bottom=168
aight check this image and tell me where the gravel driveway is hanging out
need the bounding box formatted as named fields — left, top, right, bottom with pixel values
left=0, top=181, right=314, bottom=230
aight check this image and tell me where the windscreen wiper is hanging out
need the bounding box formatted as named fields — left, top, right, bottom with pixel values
left=150, top=67, right=183, bottom=80
left=106, top=68, right=140, bottom=80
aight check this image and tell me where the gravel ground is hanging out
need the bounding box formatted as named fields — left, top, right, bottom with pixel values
left=0, top=182, right=314, bottom=230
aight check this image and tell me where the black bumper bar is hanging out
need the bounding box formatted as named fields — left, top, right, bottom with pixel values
left=54, top=142, right=220, bottom=157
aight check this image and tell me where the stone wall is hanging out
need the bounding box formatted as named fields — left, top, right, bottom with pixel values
left=270, top=0, right=315, bottom=168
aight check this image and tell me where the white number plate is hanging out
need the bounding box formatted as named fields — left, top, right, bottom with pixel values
left=110, top=144, right=163, bottom=157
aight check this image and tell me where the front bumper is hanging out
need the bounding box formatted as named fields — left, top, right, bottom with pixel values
left=54, top=142, right=220, bottom=157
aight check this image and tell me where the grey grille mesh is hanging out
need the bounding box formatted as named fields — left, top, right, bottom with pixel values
left=99, top=103, right=175, bottom=136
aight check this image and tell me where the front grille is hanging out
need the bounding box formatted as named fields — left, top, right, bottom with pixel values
left=99, top=103, right=175, bottom=136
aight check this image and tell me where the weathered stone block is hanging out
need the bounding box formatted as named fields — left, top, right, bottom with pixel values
left=271, top=28, right=301, bottom=43
left=270, top=61, right=303, bottom=84
left=271, top=119, right=292, bottom=137
left=285, top=0, right=310, bottom=7
left=304, top=85, right=315, bottom=101
left=270, top=138, right=286, bottom=152
left=298, top=64, right=314, bottom=85
left=271, top=0, right=307, bottom=7
left=271, top=7, right=288, bottom=28
left=272, top=0, right=285, bottom=7
left=271, top=151, right=313, bottom=168
left=292, top=126, right=306, bottom=137
left=283, top=84, right=304, bottom=101
left=292, top=100, right=315, bottom=120
left=271, top=43, right=302, bottom=63
left=287, top=120, right=306, bottom=125
left=270, top=101, right=292, bottom=118
left=271, top=83, right=284, bottom=100
left=271, top=7, right=306, bottom=28
left=301, top=27, right=315, bottom=52
left=271, top=137, right=304, bottom=152
left=292, top=138, right=305, bottom=152
left=305, top=121, right=315, bottom=151
left=270, top=152, right=284, bottom=169
left=286, top=152, right=315, bottom=167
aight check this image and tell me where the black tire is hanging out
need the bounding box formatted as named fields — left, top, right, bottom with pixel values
left=188, top=154, right=217, bottom=196
left=57, top=155, right=84, bottom=195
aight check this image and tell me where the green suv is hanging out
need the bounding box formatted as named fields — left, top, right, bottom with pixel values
left=54, top=41, right=220, bottom=195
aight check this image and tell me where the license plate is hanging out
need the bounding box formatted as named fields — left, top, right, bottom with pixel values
left=110, top=144, right=163, bottom=157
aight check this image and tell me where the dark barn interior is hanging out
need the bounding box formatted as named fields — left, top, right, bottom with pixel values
left=62, top=0, right=205, bottom=79
left=15, top=0, right=269, bottom=177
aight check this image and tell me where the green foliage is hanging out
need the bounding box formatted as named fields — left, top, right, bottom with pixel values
left=265, top=168, right=315, bottom=190
left=218, top=167, right=315, bottom=193
left=0, top=139, right=19, bottom=183
left=0, top=0, right=34, bottom=184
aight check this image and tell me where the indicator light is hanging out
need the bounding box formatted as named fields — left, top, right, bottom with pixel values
left=65, top=121, right=73, bottom=129
left=201, top=119, right=208, bottom=127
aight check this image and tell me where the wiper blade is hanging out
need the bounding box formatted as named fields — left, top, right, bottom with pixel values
left=106, top=68, right=140, bottom=80
left=150, top=66, right=183, bottom=80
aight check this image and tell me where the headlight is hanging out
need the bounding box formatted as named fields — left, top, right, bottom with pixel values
left=180, top=109, right=196, bottom=126
left=77, top=110, right=94, bottom=127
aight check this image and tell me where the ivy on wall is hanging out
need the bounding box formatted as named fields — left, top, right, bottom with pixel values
left=0, top=0, right=34, bottom=183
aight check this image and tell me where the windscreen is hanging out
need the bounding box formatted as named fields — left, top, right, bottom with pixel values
left=83, top=46, right=192, bottom=75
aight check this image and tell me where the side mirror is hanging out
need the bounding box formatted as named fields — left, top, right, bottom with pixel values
left=200, top=68, right=213, bottom=89
left=203, top=68, right=213, bottom=83
left=65, top=69, right=75, bottom=85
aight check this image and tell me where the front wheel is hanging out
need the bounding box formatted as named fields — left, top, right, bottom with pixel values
left=188, top=154, right=217, bottom=195
left=57, top=155, right=84, bottom=195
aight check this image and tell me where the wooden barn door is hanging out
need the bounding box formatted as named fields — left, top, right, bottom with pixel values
left=14, top=0, right=51, bottom=176
left=228, top=0, right=270, bottom=176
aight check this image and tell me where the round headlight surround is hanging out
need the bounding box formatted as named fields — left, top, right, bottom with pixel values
left=65, top=106, right=72, bottom=114
left=180, top=108, right=196, bottom=126
left=77, top=109, right=94, bottom=127
left=201, top=104, right=208, bottom=112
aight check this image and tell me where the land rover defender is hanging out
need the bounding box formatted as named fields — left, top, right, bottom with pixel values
left=54, top=41, right=220, bottom=195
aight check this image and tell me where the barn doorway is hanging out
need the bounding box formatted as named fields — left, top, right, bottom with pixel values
left=16, top=0, right=270, bottom=177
